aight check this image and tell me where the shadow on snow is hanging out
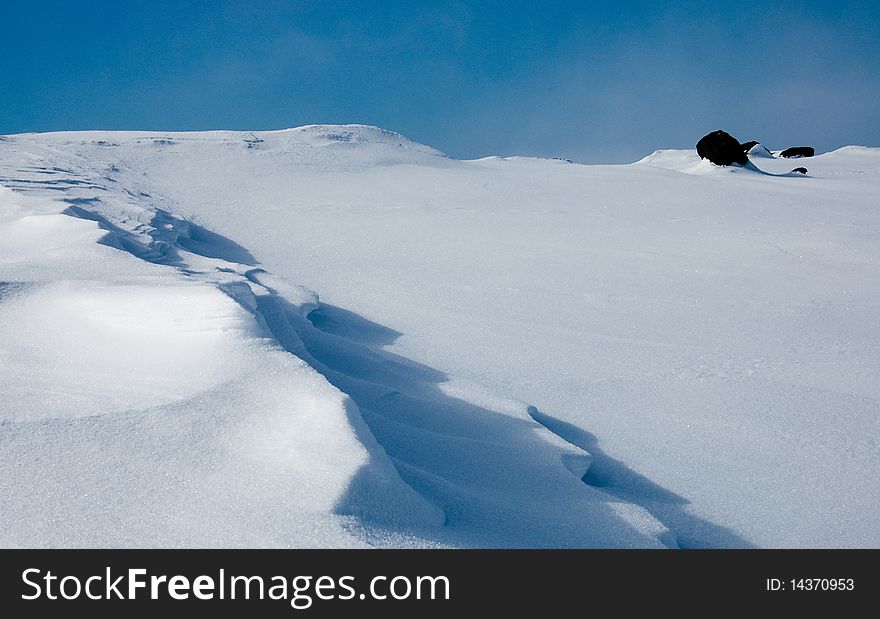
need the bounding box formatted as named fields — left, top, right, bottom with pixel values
left=60, top=200, right=753, bottom=549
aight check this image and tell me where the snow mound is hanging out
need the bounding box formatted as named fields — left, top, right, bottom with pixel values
left=0, top=281, right=265, bottom=422
left=288, top=124, right=445, bottom=156
left=634, top=148, right=724, bottom=174
left=0, top=187, right=442, bottom=547
left=635, top=148, right=700, bottom=169
left=746, top=143, right=774, bottom=158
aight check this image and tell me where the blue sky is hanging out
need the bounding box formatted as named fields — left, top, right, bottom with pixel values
left=2, top=1, right=878, bottom=162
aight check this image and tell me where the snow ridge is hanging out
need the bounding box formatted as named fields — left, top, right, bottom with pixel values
left=0, top=133, right=671, bottom=548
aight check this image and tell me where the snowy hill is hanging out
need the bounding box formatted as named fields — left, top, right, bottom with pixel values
left=1, top=126, right=878, bottom=548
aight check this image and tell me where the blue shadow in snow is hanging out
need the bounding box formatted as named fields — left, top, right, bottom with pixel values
left=527, top=407, right=755, bottom=549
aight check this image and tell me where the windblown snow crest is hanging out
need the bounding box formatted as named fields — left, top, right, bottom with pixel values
left=0, top=128, right=672, bottom=548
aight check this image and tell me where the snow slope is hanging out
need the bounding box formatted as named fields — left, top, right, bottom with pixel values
left=1, top=127, right=878, bottom=547
left=0, top=187, right=447, bottom=547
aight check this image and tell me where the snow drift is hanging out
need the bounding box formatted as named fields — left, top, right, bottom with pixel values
left=1, top=126, right=879, bottom=548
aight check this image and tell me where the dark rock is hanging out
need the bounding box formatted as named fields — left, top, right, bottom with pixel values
left=740, top=140, right=759, bottom=152
left=779, top=146, right=814, bottom=158
left=697, top=130, right=748, bottom=166
left=791, top=167, right=808, bottom=174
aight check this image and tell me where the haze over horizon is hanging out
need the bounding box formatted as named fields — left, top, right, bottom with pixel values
left=2, top=1, right=878, bottom=163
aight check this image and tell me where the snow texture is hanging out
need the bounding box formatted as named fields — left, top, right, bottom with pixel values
left=2, top=126, right=879, bottom=548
